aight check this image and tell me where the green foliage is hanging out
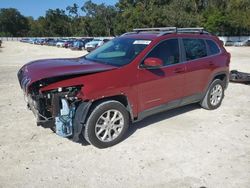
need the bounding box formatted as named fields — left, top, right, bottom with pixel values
left=0, top=0, right=250, bottom=37
left=0, top=8, right=29, bottom=37
left=81, top=1, right=117, bottom=36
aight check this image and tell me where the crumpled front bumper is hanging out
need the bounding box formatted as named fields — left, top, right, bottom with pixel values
left=17, top=66, right=92, bottom=142
left=25, top=92, right=92, bottom=142
left=26, top=93, right=54, bottom=128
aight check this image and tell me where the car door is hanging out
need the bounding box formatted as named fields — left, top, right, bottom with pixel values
left=137, top=38, right=187, bottom=112
left=181, top=38, right=212, bottom=97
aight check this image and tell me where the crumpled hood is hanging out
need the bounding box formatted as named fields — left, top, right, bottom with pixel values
left=17, top=57, right=116, bottom=91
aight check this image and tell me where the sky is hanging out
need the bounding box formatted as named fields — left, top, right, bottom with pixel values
left=0, top=0, right=118, bottom=19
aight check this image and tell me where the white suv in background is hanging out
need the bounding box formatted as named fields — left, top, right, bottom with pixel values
left=85, top=38, right=110, bottom=52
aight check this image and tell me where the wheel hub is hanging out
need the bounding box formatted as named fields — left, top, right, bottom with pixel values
left=210, top=84, right=223, bottom=106
left=95, top=109, right=124, bottom=142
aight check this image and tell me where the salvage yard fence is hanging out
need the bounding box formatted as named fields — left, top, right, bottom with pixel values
left=1, top=36, right=250, bottom=45
left=0, top=37, right=114, bottom=41
left=218, top=36, right=250, bottom=44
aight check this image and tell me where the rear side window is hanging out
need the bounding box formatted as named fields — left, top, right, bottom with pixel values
left=146, top=39, right=180, bottom=66
left=183, top=39, right=207, bottom=61
left=206, top=40, right=220, bottom=55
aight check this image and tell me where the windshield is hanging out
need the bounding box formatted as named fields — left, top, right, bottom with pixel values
left=84, top=38, right=151, bottom=67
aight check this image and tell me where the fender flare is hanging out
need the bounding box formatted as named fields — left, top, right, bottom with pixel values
left=72, top=101, right=92, bottom=142
left=203, top=71, right=229, bottom=98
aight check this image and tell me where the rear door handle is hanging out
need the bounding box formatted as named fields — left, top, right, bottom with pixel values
left=174, top=68, right=185, bottom=73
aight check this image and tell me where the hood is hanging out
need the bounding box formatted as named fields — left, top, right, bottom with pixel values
left=18, top=57, right=116, bottom=91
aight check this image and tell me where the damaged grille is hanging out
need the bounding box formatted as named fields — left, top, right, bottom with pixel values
left=26, top=86, right=82, bottom=137
left=18, top=66, right=83, bottom=138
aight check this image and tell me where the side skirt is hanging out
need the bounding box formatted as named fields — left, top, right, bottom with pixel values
left=136, top=93, right=203, bottom=122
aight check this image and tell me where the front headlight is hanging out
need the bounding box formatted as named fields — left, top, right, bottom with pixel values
left=44, top=85, right=83, bottom=98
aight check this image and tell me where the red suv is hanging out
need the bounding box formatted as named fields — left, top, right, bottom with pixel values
left=18, top=27, right=230, bottom=148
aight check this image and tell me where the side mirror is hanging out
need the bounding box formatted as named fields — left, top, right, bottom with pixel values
left=143, top=57, right=163, bottom=69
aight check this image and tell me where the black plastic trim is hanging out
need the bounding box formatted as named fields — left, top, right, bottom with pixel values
left=136, top=93, right=203, bottom=122
left=72, top=101, right=92, bottom=142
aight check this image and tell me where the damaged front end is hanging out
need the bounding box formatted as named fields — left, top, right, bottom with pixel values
left=26, top=85, right=82, bottom=138
left=17, top=57, right=117, bottom=142
left=18, top=72, right=91, bottom=141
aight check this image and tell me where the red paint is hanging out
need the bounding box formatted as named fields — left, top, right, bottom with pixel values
left=19, top=33, right=230, bottom=119
left=19, top=58, right=116, bottom=89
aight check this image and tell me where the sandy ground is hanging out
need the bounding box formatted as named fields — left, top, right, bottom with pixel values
left=0, top=41, right=249, bottom=188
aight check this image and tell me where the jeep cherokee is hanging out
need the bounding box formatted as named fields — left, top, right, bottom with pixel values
left=18, top=27, right=231, bottom=148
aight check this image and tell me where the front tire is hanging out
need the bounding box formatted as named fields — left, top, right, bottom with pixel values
left=200, top=79, right=225, bottom=110
left=83, top=101, right=129, bottom=148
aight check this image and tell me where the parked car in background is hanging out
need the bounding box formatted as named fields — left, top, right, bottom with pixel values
left=63, top=40, right=74, bottom=48
left=43, top=38, right=53, bottom=45
left=98, top=39, right=110, bottom=47
left=244, top=40, right=250, bottom=46
left=71, top=40, right=85, bottom=50
left=81, top=38, right=93, bottom=49
left=71, top=38, right=93, bottom=50
left=20, top=38, right=30, bottom=43
left=28, top=38, right=37, bottom=44
left=35, top=39, right=45, bottom=45
left=56, top=40, right=67, bottom=48
left=47, top=39, right=57, bottom=46
left=225, top=40, right=234, bottom=46
left=85, top=38, right=110, bottom=52
left=234, top=40, right=244, bottom=47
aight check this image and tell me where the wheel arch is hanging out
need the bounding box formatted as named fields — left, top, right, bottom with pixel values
left=201, top=71, right=228, bottom=100
left=73, top=94, right=135, bottom=142
left=89, top=95, right=134, bottom=121
left=205, top=71, right=229, bottom=92
left=213, top=73, right=228, bottom=88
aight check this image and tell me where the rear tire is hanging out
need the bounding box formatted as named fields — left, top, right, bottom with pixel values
left=200, top=79, right=225, bottom=110
left=83, top=100, right=129, bottom=148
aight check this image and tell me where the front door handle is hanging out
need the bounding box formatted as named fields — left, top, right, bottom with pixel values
left=174, top=68, right=185, bottom=73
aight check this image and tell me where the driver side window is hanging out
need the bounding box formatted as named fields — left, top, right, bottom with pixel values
left=145, top=39, right=180, bottom=66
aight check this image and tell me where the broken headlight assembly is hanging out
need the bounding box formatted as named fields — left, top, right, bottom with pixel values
left=51, top=86, right=82, bottom=137
left=29, top=85, right=83, bottom=138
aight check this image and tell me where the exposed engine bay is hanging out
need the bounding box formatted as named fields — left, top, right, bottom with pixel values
left=17, top=56, right=117, bottom=141
left=16, top=58, right=114, bottom=141
left=26, top=85, right=82, bottom=138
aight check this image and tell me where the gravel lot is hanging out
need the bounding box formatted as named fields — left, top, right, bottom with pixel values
left=0, top=42, right=250, bottom=188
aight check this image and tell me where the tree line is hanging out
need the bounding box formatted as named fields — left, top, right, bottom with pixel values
left=0, top=0, right=250, bottom=37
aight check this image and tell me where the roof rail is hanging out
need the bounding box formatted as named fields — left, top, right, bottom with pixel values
left=177, top=27, right=204, bottom=32
left=176, top=27, right=210, bottom=34
left=125, top=27, right=210, bottom=36
left=120, top=32, right=137, bottom=36
left=133, top=27, right=177, bottom=33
